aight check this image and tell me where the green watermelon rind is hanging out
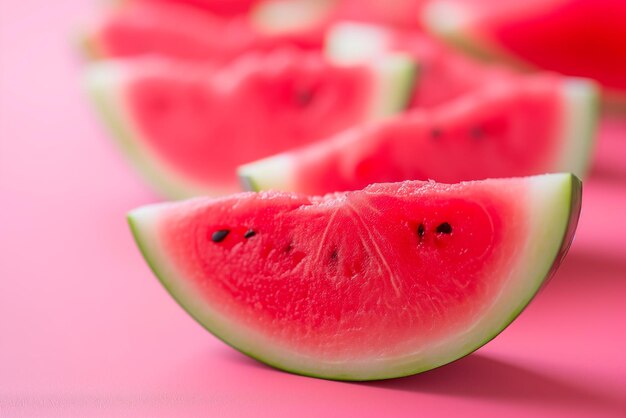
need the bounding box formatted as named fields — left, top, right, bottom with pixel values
left=556, top=78, right=599, bottom=179
left=85, top=57, right=415, bottom=199
left=128, top=173, right=581, bottom=381
left=368, top=54, right=418, bottom=118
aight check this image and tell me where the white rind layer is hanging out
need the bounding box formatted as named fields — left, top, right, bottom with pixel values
left=250, top=0, right=335, bottom=34
left=325, top=22, right=395, bottom=64
left=556, top=78, right=599, bottom=178
left=238, top=153, right=295, bottom=192
left=128, top=173, right=579, bottom=380
left=366, top=54, right=415, bottom=119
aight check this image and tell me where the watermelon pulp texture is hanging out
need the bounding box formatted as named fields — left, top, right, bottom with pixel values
left=423, top=0, right=626, bottom=97
left=239, top=75, right=597, bottom=195
left=85, top=1, right=324, bottom=63
left=87, top=50, right=415, bottom=198
left=326, top=22, right=520, bottom=108
left=128, top=174, right=581, bottom=380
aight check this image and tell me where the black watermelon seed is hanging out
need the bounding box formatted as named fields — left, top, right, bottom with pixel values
left=330, top=248, right=339, bottom=261
left=470, top=126, right=483, bottom=140
left=211, top=229, right=230, bottom=243
left=430, top=128, right=442, bottom=140
left=436, top=222, right=452, bottom=234
left=244, top=229, right=256, bottom=239
left=295, top=88, right=314, bottom=107
left=284, top=242, right=294, bottom=253
left=417, top=223, right=425, bottom=239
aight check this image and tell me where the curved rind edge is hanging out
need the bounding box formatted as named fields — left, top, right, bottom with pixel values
left=557, top=78, right=599, bottom=179
left=128, top=174, right=580, bottom=381
left=237, top=153, right=294, bottom=192
left=421, top=1, right=626, bottom=109
left=84, top=62, right=230, bottom=199
left=363, top=54, right=418, bottom=119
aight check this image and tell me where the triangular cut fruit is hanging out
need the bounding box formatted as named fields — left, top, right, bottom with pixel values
left=86, top=49, right=415, bottom=198
left=129, top=173, right=581, bottom=381
left=421, top=0, right=626, bottom=100
left=239, top=74, right=597, bottom=195
left=82, top=1, right=325, bottom=63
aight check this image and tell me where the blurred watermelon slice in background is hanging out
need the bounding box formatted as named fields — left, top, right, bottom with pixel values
left=83, top=0, right=325, bottom=63
left=326, top=22, right=520, bottom=108
left=86, top=50, right=415, bottom=198
left=239, top=74, right=598, bottom=194
left=422, top=0, right=626, bottom=103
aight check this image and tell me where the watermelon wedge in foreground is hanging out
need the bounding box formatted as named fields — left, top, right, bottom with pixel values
left=129, top=174, right=581, bottom=381
left=86, top=50, right=415, bottom=198
left=239, top=74, right=597, bottom=195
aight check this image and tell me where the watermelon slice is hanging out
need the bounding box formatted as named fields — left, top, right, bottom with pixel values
left=422, top=0, right=626, bottom=101
left=83, top=1, right=325, bottom=63
left=128, top=173, right=581, bottom=380
left=86, top=50, right=415, bottom=198
left=326, top=22, right=519, bottom=108
left=239, top=75, right=597, bottom=195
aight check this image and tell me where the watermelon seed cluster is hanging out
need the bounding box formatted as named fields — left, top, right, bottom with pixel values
left=211, top=228, right=257, bottom=243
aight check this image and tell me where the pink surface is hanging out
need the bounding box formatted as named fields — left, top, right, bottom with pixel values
left=1, top=1, right=625, bottom=417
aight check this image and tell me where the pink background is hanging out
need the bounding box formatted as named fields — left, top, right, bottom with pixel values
left=1, top=1, right=625, bottom=416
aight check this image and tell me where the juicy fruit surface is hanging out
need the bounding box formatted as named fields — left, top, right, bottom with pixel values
left=143, top=181, right=523, bottom=358
left=95, top=50, right=386, bottom=194
left=424, top=0, right=626, bottom=93
left=241, top=75, right=595, bottom=195
left=129, top=174, right=581, bottom=379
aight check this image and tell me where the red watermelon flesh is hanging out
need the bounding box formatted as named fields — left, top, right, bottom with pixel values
left=128, top=173, right=581, bottom=380
left=423, top=0, right=626, bottom=98
left=87, top=49, right=415, bottom=198
left=84, top=1, right=324, bottom=63
left=239, top=74, right=597, bottom=195
left=131, top=0, right=261, bottom=17
left=326, top=22, right=520, bottom=108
